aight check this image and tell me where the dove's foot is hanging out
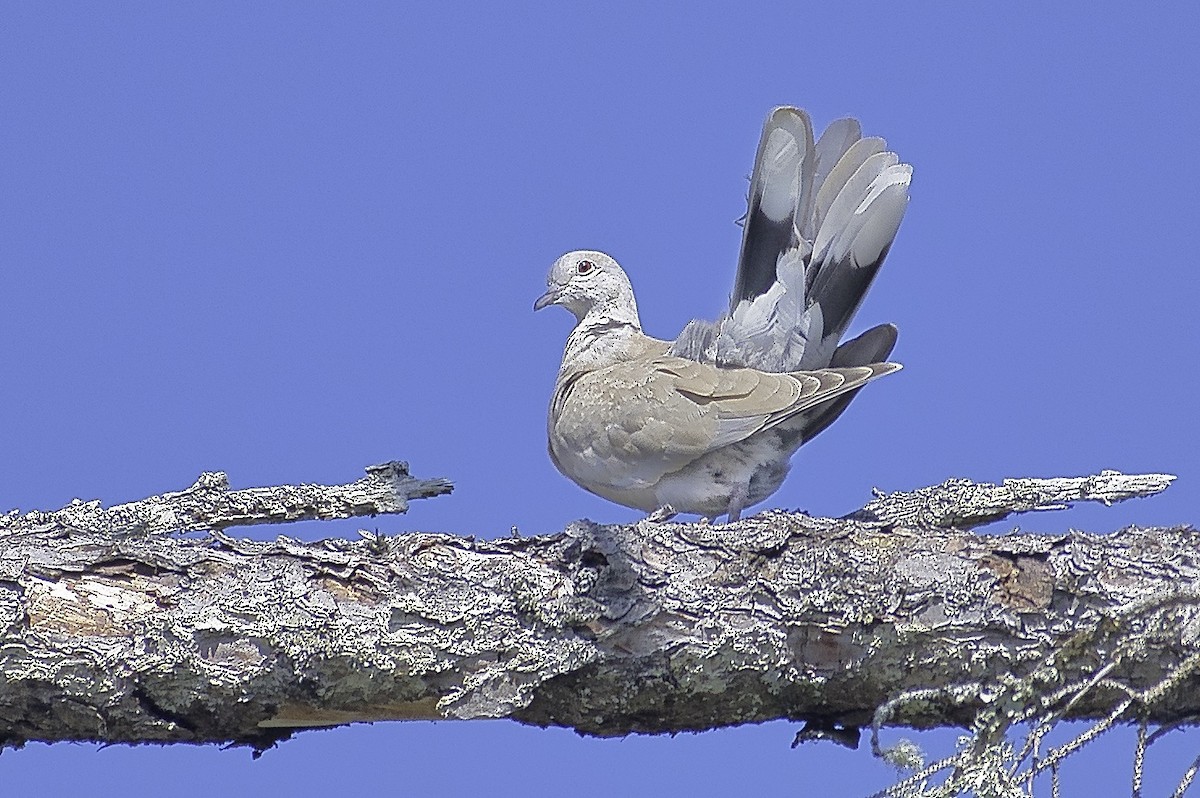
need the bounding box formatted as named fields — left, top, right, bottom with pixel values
left=646, top=504, right=678, bottom=523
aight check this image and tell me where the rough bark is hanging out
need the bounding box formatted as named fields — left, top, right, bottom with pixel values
left=0, top=464, right=1189, bottom=754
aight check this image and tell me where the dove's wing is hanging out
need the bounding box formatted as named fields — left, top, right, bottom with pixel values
left=669, top=106, right=910, bottom=374
left=549, top=355, right=899, bottom=495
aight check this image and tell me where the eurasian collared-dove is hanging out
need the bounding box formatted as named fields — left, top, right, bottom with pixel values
left=535, top=107, right=911, bottom=521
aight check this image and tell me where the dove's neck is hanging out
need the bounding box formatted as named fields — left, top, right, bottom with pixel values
left=559, top=305, right=651, bottom=375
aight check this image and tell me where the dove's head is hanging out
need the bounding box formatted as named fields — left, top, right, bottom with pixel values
left=534, top=250, right=641, bottom=326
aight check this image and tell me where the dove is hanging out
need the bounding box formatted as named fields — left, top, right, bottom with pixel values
left=535, top=107, right=911, bottom=521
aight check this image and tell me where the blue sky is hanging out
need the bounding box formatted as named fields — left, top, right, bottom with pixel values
left=3, top=3, right=1198, bottom=795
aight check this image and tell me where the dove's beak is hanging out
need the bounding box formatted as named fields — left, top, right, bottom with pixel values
left=533, top=288, right=560, bottom=311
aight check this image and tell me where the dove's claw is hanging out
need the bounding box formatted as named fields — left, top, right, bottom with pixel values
left=646, top=504, right=678, bottom=523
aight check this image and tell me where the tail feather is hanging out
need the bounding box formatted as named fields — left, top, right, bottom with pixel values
left=810, top=117, right=862, bottom=212
left=806, top=159, right=911, bottom=352
left=810, top=136, right=886, bottom=242
left=670, top=106, right=910, bottom=381
left=730, top=108, right=815, bottom=309
left=783, top=328, right=901, bottom=449
left=831, top=323, right=898, bottom=368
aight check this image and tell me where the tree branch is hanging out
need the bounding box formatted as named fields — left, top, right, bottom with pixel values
left=2, top=461, right=452, bottom=536
left=854, top=470, right=1176, bottom=529
left=0, top=466, right=1189, bottom=755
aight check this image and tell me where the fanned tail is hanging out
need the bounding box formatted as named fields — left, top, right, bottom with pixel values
left=675, top=107, right=910, bottom=374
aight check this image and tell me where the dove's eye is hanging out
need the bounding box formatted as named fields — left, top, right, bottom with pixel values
left=576, top=260, right=596, bottom=275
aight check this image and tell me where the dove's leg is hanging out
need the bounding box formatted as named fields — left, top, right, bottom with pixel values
left=725, top=484, right=750, bottom=522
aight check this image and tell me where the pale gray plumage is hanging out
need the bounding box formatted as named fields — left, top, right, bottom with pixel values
left=536, top=107, right=911, bottom=521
